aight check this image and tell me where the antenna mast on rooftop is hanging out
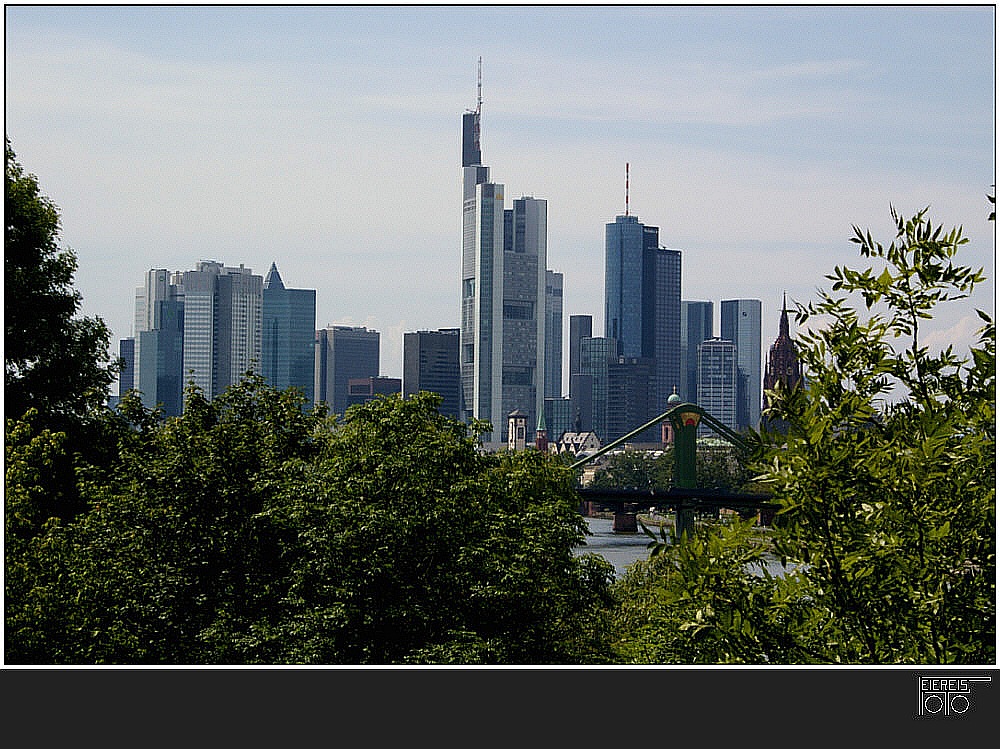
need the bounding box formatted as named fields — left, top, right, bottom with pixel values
left=625, top=162, right=630, bottom=216
left=477, top=56, right=482, bottom=115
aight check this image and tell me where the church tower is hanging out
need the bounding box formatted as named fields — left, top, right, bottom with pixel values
left=761, top=294, right=803, bottom=432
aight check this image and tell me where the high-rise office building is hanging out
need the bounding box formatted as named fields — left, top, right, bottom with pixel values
left=697, top=337, right=738, bottom=433
left=132, top=261, right=263, bottom=413
left=681, top=300, right=713, bottom=403
left=138, top=297, right=184, bottom=416
left=543, top=396, right=576, bottom=443
left=607, top=355, right=658, bottom=443
left=179, top=261, right=263, bottom=399
left=460, top=64, right=547, bottom=448
left=133, top=268, right=175, bottom=405
left=568, top=314, right=592, bottom=383
left=721, top=298, right=762, bottom=430
left=403, top=328, right=461, bottom=419
left=117, top=337, right=135, bottom=397
left=544, top=270, right=564, bottom=400
left=262, top=262, right=316, bottom=403
left=567, top=314, right=593, bottom=431
left=346, top=376, right=401, bottom=409
left=604, top=211, right=681, bottom=427
left=315, top=325, right=380, bottom=416
left=579, top=336, right=616, bottom=443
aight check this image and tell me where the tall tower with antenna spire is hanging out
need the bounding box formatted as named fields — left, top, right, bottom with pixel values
left=459, top=58, right=548, bottom=449
left=601, top=165, right=682, bottom=441
left=462, top=56, right=483, bottom=167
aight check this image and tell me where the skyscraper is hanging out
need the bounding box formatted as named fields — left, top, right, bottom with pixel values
left=460, top=63, right=547, bottom=448
left=117, top=337, right=135, bottom=397
left=697, top=337, right=738, bottom=433
left=721, top=298, right=762, bottom=430
left=568, top=314, right=592, bottom=383
left=179, top=261, right=263, bottom=399
left=132, top=260, right=263, bottom=413
left=315, top=325, right=379, bottom=416
left=681, top=300, right=713, bottom=403
left=262, top=262, right=316, bottom=403
left=544, top=269, right=564, bottom=400
left=137, top=296, right=184, bottom=416
left=579, top=336, right=616, bottom=443
left=403, top=328, right=461, bottom=419
left=604, top=209, right=681, bottom=430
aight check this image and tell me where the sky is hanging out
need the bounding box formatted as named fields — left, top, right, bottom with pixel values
left=5, top=3, right=996, bottom=393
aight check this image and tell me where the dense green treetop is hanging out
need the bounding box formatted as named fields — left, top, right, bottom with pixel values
left=5, top=137, right=119, bottom=429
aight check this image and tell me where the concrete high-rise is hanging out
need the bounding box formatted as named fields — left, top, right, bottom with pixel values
left=460, top=63, right=547, bottom=448
left=721, top=298, right=762, bottom=430
left=262, top=262, right=316, bottom=403
left=315, top=325, right=379, bottom=416
left=403, top=328, right=461, bottom=419
left=681, top=300, right=713, bottom=403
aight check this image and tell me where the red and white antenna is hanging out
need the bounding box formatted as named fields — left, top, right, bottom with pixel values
left=625, top=162, right=630, bottom=216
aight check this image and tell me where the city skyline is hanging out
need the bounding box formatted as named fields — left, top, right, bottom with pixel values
left=5, top=5, right=995, bottom=392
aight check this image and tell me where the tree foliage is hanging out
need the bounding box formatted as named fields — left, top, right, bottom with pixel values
left=610, top=204, right=995, bottom=664
left=5, top=137, right=119, bottom=428
left=5, top=382, right=615, bottom=664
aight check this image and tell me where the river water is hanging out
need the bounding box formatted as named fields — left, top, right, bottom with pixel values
left=573, top=516, right=657, bottom=577
left=574, top=516, right=795, bottom=579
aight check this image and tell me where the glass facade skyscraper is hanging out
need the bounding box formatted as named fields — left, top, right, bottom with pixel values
left=697, top=337, right=738, bottom=432
left=132, top=261, right=263, bottom=413
left=721, top=298, right=762, bottom=430
left=544, top=270, right=563, bottom=399
left=579, top=336, right=615, bottom=443
left=315, top=325, right=379, bottom=417
left=681, top=300, right=714, bottom=403
left=403, top=328, right=461, bottom=419
left=460, top=68, right=547, bottom=449
left=604, top=212, right=681, bottom=433
left=262, top=262, right=316, bottom=403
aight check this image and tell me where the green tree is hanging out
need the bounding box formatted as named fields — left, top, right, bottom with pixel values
left=610, top=204, right=995, bottom=664
left=5, top=137, right=119, bottom=427
left=5, top=382, right=616, bottom=664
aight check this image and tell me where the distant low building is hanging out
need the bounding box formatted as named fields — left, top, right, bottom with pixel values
left=554, top=430, right=602, bottom=458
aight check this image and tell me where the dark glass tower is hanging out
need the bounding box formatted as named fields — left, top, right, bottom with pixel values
left=681, top=300, right=714, bottom=403
left=315, top=325, right=379, bottom=416
left=403, top=328, right=461, bottom=419
left=604, top=212, right=681, bottom=430
left=262, top=262, right=317, bottom=403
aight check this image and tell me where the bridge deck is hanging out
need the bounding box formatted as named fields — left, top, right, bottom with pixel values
left=577, top=487, right=779, bottom=513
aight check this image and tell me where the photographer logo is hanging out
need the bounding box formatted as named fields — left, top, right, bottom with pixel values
left=917, top=676, right=991, bottom=717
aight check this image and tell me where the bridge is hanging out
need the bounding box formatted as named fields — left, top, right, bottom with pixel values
left=572, top=395, right=778, bottom=538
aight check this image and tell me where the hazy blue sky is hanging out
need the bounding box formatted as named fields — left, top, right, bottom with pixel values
left=5, top=4, right=996, bottom=389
